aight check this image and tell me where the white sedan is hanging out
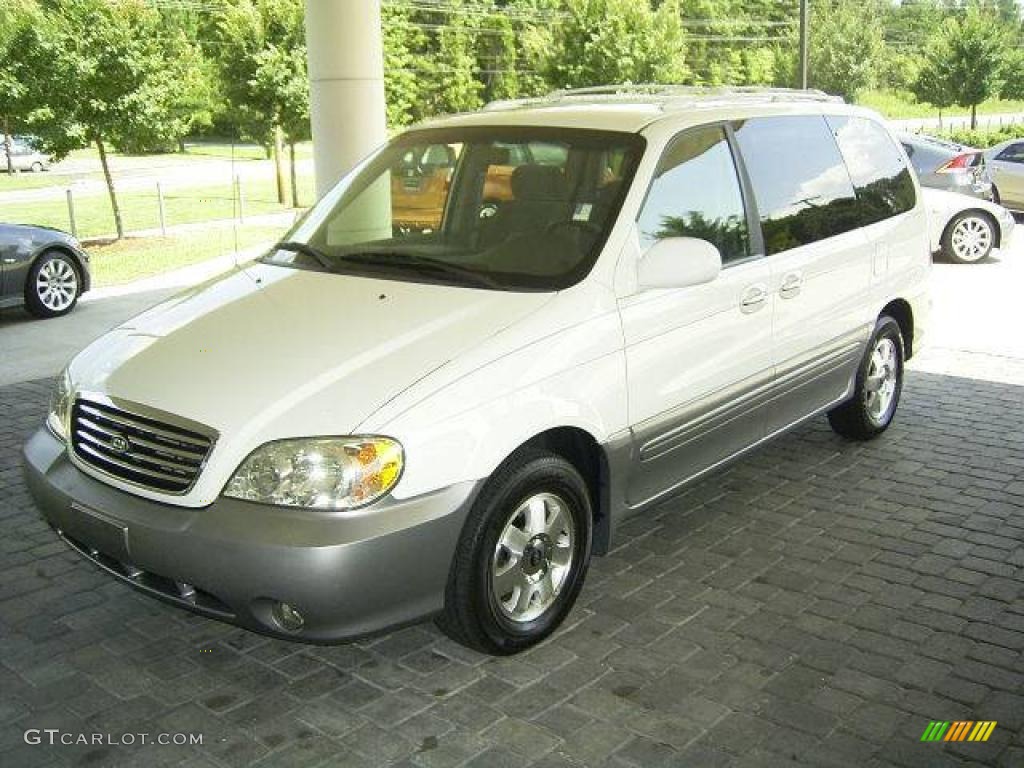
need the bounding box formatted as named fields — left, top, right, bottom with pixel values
left=923, top=186, right=1016, bottom=264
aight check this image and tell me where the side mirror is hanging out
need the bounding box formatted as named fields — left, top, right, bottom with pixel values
left=637, top=237, right=722, bottom=290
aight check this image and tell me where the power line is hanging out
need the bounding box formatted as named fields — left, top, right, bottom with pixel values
left=384, top=1, right=569, bottom=22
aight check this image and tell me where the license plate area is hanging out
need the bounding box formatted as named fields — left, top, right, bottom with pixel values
left=67, top=502, right=130, bottom=561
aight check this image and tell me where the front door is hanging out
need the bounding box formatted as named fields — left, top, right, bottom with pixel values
left=619, top=124, right=772, bottom=509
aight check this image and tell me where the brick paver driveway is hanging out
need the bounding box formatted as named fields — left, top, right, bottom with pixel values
left=2, top=242, right=1024, bottom=767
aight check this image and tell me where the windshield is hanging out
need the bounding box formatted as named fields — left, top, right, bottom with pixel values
left=265, top=126, right=644, bottom=291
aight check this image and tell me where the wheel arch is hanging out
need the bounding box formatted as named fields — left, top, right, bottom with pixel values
left=30, top=244, right=90, bottom=293
left=880, top=298, right=914, bottom=360
left=511, top=426, right=612, bottom=556
left=31, top=243, right=88, bottom=286
left=943, top=208, right=1001, bottom=249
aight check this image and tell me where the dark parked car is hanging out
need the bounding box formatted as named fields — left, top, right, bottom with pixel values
left=898, top=132, right=993, bottom=201
left=0, top=224, right=90, bottom=317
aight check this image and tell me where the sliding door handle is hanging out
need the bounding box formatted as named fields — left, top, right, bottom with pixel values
left=779, top=272, right=803, bottom=299
left=740, top=283, right=767, bottom=313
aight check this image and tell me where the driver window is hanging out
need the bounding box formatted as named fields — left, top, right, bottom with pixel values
left=637, top=126, right=751, bottom=264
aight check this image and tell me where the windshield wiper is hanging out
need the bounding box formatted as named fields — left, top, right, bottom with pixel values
left=338, top=251, right=500, bottom=289
left=271, top=241, right=334, bottom=270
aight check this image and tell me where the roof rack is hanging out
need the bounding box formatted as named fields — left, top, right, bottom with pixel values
left=484, top=84, right=843, bottom=112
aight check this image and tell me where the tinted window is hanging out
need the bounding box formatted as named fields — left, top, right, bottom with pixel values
left=997, top=143, right=1024, bottom=163
left=827, top=116, right=915, bottom=224
left=637, top=125, right=750, bottom=263
left=733, top=115, right=859, bottom=255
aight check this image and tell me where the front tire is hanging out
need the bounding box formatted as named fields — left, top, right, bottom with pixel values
left=941, top=211, right=995, bottom=264
left=828, top=316, right=904, bottom=441
left=30, top=161, right=44, bottom=173
left=25, top=250, right=81, bottom=318
left=438, top=449, right=593, bottom=655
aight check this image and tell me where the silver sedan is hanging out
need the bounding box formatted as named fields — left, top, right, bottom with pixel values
left=985, top=139, right=1024, bottom=212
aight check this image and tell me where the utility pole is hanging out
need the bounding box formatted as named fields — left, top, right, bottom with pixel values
left=798, top=0, right=809, bottom=90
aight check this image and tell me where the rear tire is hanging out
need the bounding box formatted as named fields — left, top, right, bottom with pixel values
left=25, top=250, right=81, bottom=318
left=828, top=315, right=904, bottom=441
left=438, top=449, right=592, bottom=655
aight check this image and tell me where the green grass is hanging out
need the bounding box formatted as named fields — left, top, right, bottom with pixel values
left=2, top=174, right=315, bottom=238
left=182, top=140, right=313, bottom=161
left=0, top=170, right=90, bottom=190
left=857, top=89, right=1024, bottom=119
left=88, top=224, right=289, bottom=287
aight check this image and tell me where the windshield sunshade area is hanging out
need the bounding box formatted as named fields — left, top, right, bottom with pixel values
left=267, top=126, right=645, bottom=291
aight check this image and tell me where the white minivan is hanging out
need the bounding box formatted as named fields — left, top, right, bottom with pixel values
left=25, top=87, right=929, bottom=654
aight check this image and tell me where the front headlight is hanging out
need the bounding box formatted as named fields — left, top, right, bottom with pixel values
left=47, top=370, right=72, bottom=441
left=223, top=437, right=403, bottom=510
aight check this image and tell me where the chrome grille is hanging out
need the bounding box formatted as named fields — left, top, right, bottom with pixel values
left=70, top=398, right=214, bottom=494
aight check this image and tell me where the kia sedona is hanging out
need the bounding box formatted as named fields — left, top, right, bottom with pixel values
left=24, top=86, right=929, bottom=654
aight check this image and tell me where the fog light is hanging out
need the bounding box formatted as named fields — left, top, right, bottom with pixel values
left=273, top=601, right=305, bottom=632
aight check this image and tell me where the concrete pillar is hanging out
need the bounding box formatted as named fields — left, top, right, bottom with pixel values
left=304, top=0, right=387, bottom=198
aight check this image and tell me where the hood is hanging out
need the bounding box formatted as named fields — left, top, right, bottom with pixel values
left=0, top=222, right=74, bottom=241
left=69, top=262, right=552, bottom=450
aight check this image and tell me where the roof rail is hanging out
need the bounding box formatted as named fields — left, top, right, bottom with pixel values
left=484, top=84, right=843, bottom=111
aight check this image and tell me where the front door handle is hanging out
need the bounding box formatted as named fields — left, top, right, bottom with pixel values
left=740, top=283, right=767, bottom=313
left=779, top=272, right=803, bottom=299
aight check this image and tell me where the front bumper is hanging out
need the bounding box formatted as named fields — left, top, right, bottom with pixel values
left=996, top=208, right=1016, bottom=249
left=23, top=427, right=479, bottom=643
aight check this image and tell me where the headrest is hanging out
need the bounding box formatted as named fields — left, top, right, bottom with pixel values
left=482, top=146, right=511, bottom=165
left=510, top=164, right=568, bottom=201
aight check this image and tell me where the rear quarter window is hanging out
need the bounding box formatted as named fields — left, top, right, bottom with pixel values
left=826, top=115, right=916, bottom=225
left=732, top=115, right=860, bottom=255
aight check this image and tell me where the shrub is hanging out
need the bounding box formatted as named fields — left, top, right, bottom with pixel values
left=935, top=123, right=1024, bottom=149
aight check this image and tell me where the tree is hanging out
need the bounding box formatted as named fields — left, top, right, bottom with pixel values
left=914, top=5, right=1008, bottom=128
left=0, top=0, right=37, bottom=175
left=809, top=0, right=885, bottom=101
left=153, top=10, right=220, bottom=153
left=418, top=0, right=486, bottom=115
left=911, top=46, right=956, bottom=124
left=382, top=4, right=424, bottom=127
left=10, top=0, right=197, bottom=238
left=1002, top=47, right=1024, bottom=100
left=541, top=0, right=688, bottom=89
left=214, top=0, right=309, bottom=206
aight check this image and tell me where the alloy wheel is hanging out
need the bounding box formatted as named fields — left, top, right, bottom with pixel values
left=491, top=492, right=575, bottom=623
left=863, top=337, right=899, bottom=425
left=950, top=216, right=993, bottom=262
left=36, top=258, right=78, bottom=313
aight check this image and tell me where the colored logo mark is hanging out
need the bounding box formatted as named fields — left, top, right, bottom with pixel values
left=920, top=721, right=997, bottom=742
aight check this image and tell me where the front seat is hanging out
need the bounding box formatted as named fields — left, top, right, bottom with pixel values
left=483, top=165, right=570, bottom=245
